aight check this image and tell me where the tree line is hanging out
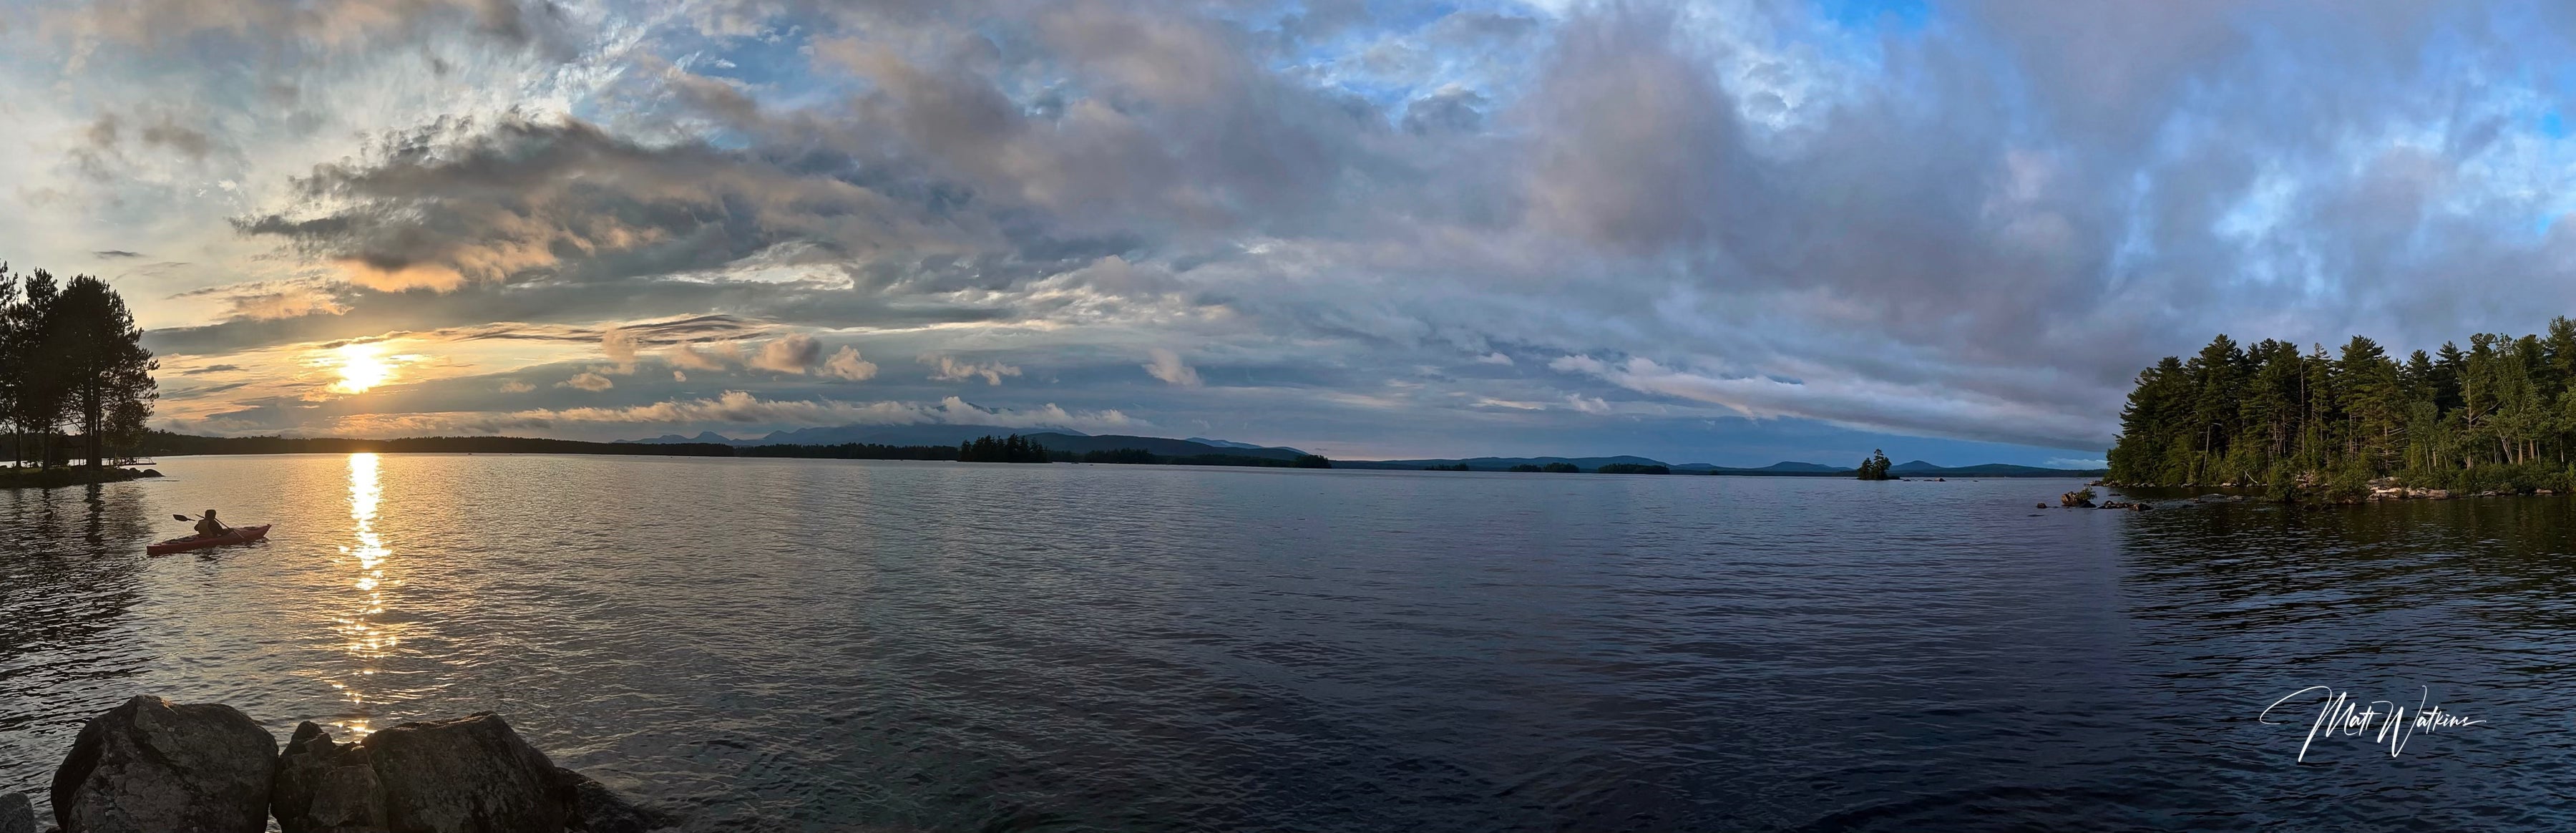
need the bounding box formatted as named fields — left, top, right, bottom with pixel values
left=2, top=266, right=158, bottom=468
left=2109, top=324, right=2576, bottom=497
left=960, top=434, right=1052, bottom=463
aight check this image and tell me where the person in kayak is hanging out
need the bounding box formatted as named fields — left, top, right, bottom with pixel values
left=195, top=510, right=231, bottom=539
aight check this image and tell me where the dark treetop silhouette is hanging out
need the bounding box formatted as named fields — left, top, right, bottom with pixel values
left=1, top=263, right=157, bottom=470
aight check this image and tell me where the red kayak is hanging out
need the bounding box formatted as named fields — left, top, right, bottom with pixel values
left=147, top=525, right=271, bottom=556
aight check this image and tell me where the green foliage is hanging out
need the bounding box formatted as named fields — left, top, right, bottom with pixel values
left=957, top=434, right=1051, bottom=463
left=1425, top=462, right=1473, bottom=471
left=0, top=265, right=157, bottom=467
left=1594, top=463, right=1669, bottom=474
left=1507, top=464, right=1543, bottom=472
left=2109, top=323, right=2576, bottom=495
left=1292, top=454, right=1333, bottom=469
left=1855, top=449, right=1895, bottom=480
left=1541, top=462, right=1581, bottom=473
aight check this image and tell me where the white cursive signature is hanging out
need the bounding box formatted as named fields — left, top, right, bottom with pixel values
left=2260, top=685, right=2487, bottom=763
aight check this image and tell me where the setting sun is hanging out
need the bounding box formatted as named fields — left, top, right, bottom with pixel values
left=331, top=343, right=394, bottom=394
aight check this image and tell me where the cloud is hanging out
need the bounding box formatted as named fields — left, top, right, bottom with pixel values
left=1551, top=354, right=2107, bottom=449
left=923, top=355, right=1022, bottom=386
left=505, top=390, right=1141, bottom=432
left=823, top=346, right=877, bottom=381
left=1143, top=348, right=1201, bottom=386
left=94, top=250, right=144, bottom=258
left=43, top=0, right=2576, bottom=461
left=179, top=364, right=241, bottom=375
left=499, top=380, right=535, bottom=393
left=667, top=342, right=738, bottom=371
left=749, top=333, right=824, bottom=374
left=557, top=371, right=613, bottom=391
left=223, top=286, right=350, bottom=321
left=601, top=328, right=639, bottom=374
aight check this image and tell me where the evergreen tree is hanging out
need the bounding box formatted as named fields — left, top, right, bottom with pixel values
left=54, top=276, right=157, bottom=467
left=2, top=270, right=67, bottom=468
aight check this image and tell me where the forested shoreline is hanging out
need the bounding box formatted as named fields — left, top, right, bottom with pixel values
left=2109, top=323, right=2576, bottom=499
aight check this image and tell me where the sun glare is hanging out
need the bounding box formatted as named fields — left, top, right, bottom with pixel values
left=331, top=344, right=394, bottom=394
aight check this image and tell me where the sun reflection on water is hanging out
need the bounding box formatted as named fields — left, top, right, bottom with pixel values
left=326, top=452, right=399, bottom=736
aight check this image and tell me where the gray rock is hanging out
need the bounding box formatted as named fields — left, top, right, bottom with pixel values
left=49, top=695, right=275, bottom=833
left=1, top=792, right=35, bottom=833
left=276, top=714, right=572, bottom=833
left=273, top=722, right=388, bottom=833
left=555, top=769, right=675, bottom=832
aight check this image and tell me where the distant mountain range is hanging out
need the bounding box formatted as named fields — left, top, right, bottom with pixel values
left=624, top=424, right=1312, bottom=459
left=620, top=424, right=2100, bottom=476
left=628, top=423, right=1097, bottom=448
left=1330, top=456, right=2101, bottom=477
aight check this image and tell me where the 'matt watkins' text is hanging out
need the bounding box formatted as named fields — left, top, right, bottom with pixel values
left=2260, top=686, right=2486, bottom=763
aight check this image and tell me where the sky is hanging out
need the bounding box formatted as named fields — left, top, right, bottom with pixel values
left=7, top=0, right=2576, bottom=467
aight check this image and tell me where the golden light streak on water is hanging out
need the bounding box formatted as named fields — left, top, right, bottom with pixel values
left=329, top=452, right=396, bottom=737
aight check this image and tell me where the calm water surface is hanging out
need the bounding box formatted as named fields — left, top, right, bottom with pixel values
left=4, top=454, right=2575, bottom=830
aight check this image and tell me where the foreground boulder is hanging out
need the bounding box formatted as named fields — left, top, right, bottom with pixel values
left=50, top=695, right=277, bottom=833
left=3, top=793, right=35, bottom=833
left=276, top=714, right=672, bottom=833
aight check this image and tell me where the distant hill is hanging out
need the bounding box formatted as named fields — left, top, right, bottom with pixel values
left=1025, top=433, right=1307, bottom=461
left=1698, top=461, right=1850, bottom=474
left=1187, top=437, right=1307, bottom=454
left=1889, top=460, right=2100, bottom=477
left=608, top=425, right=2102, bottom=477
left=1342, top=455, right=2102, bottom=477
left=624, top=424, right=1095, bottom=447
left=630, top=431, right=741, bottom=444
left=1338, top=455, right=1667, bottom=471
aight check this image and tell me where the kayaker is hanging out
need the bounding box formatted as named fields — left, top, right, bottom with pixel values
left=195, top=510, right=230, bottom=539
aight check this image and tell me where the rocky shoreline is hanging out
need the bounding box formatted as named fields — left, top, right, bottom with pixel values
left=6, top=695, right=675, bottom=833
left=2051, top=476, right=2562, bottom=512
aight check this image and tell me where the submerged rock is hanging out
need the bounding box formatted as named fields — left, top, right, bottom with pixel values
left=49, top=695, right=276, bottom=833
left=2059, top=488, right=2097, bottom=508
left=1, top=792, right=35, bottom=833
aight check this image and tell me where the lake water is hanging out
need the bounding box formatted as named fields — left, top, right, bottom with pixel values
left=3, top=454, right=2573, bottom=830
